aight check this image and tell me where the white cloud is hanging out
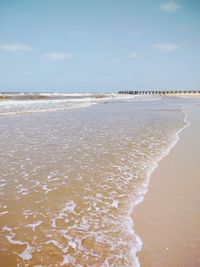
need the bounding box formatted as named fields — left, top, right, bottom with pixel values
left=128, top=52, right=141, bottom=59
left=153, top=43, right=179, bottom=51
left=160, top=1, right=181, bottom=12
left=43, top=52, right=72, bottom=60
left=110, top=53, right=142, bottom=63
left=0, top=43, right=31, bottom=52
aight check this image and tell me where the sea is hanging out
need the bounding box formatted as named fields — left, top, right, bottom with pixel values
left=0, top=92, right=189, bottom=266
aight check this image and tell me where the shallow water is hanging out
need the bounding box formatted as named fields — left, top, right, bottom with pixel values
left=0, top=95, right=187, bottom=266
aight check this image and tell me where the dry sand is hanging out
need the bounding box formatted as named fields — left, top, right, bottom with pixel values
left=133, top=104, right=200, bottom=267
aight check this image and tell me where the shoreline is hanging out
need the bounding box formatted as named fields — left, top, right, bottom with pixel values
left=132, top=102, right=200, bottom=266
left=131, top=109, right=189, bottom=266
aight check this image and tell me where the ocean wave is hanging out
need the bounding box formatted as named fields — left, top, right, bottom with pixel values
left=0, top=93, right=162, bottom=116
left=0, top=93, right=137, bottom=116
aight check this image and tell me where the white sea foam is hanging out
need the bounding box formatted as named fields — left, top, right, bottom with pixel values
left=131, top=109, right=190, bottom=266
left=111, top=200, right=119, bottom=209
left=42, top=184, right=53, bottom=194
left=7, top=236, right=25, bottom=246
left=0, top=183, right=6, bottom=188
left=19, top=244, right=34, bottom=261
left=61, top=255, right=70, bottom=265
left=0, top=95, right=191, bottom=266
left=26, top=221, right=42, bottom=231
left=62, top=201, right=77, bottom=214
left=3, top=225, right=12, bottom=232
left=0, top=93, right=153, bottom=116
left=46, top=240, right=68, bottom=253
left=23, top=209, right=35, bottom=219
left=5, top=227, right=34, bottom=261
left=51, top=218, right=57, bottom=228
left=0, top=211, right=9, bottom=216
left=17, top=187, right=29, bottom=195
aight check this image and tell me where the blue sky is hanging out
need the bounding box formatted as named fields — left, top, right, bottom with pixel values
left=0, top=0, right=200, bottom=92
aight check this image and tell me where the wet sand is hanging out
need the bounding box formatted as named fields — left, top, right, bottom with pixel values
left=1, top=96, right=199, bottom=266
left=1, top=98, right=187, bottom=266
left=133, top=103, right=200, bottom=266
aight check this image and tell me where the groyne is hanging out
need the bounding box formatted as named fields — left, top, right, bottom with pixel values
left=118, top=90, right=200, bottom=95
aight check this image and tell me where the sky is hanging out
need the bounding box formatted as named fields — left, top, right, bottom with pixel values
left=0, top=0, right=200, bottom=92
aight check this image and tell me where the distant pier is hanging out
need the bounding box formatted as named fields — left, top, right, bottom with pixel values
left=118, top=90, right=200, bottom=95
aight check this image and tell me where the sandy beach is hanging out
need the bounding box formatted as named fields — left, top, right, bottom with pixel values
left=133, top=102, right=200, bottom=266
